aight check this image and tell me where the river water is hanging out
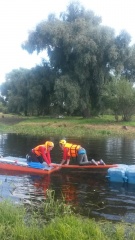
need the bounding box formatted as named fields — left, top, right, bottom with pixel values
left=0, top=133, right=135, bottom=223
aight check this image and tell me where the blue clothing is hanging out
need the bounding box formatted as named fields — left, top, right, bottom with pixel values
left=78, top=149, right=86, bottom=154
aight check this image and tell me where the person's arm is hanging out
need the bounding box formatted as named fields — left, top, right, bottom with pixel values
left=61, top=148, right=70, bottom=165
left=39, top=146, right=50, bottom=166
left=66, top=159, right=70, bottom=165
left=60, top=159, right=66, bottom=165
left=46, top=151, right=51, bottom=164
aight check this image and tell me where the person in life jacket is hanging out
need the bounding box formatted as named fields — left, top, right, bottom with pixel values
left=59, top=139, right=105, bottom=166
left=27, top=141, right=54, bottom=167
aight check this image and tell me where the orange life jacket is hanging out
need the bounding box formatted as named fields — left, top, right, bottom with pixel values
left=33, top=145, right=46, bottom=156
left=64, top=143, right=81, bottom=157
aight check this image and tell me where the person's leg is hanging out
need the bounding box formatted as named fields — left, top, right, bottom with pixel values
left=77, top=153, right=83, bottom=165
left=98, top=159, right=106, bottom=165
left=90, top=159, right=98, bottom=165
left=28, top=151, right=40, bottom=162
left=77, top=153, right=89, bottom=165
left=37, top=156, right=44, bottom=164
left=77, top=154, right=98, bottom=166
left=77, top=148, right=88, bottom=165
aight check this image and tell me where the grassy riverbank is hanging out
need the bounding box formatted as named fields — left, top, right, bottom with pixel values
left=0, top=190, right=135, bottom=240
left=0, top=113, right=135, bottom=138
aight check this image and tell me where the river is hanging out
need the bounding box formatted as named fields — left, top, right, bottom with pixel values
left=0, top=133, right=135, bottom=223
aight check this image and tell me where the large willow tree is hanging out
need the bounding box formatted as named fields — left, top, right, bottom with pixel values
left=22, top=2, right=133, bottom=116
left=1, top=1, right=135, bottom=117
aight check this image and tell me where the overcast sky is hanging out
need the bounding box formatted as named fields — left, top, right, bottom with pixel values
left=0, top=0, right=135, bottom=83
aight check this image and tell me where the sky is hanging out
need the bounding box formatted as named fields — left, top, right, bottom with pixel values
left=0, top=0, right=135, bottom=84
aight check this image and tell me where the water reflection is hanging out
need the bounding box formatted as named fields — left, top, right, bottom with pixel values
left=0, top=133, right=135, bottom=223
left=105, top=138, right=135, bottom=164
left=0, top=170, right=51, bottom=203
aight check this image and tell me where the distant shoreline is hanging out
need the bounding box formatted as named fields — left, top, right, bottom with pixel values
left=0, top=114, right=135, bottom=138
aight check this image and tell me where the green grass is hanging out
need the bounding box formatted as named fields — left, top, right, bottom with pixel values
left=22, top=114, right=135, bottom=125
left=0, top=192, right=135, bottom=240
left=23, top=115, right=116, bottom=124
left=1, top=113, right=135, bottom=137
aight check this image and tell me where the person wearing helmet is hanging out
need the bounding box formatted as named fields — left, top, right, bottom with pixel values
left=59, top=139, right=105, bottom=166
left=26, top=141, right=54, bottom=167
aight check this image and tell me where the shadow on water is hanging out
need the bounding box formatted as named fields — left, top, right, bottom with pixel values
left=0, top=133, right=135, bottom=223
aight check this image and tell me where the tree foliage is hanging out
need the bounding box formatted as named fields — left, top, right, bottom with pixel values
left=54, top=75, right=80, bottom=115
left=1, top=1, right=135, bottom=119
left=102, top=78, right=135, bottom=121
left=1, top=63, right=55, bottom=116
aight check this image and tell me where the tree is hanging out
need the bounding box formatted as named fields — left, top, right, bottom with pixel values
left=28, top=63, right=55, bottom=115
left=54, top=75, right=80, bottom=115
left=0, top=63, right=56, bottom=116
left=22, top=1, right=118, bottom=116
left=1, top=68, right=30, bottom=116
left=2, top=1, right=134, bottom=117
left=102, top=78, right=135, bottom=121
